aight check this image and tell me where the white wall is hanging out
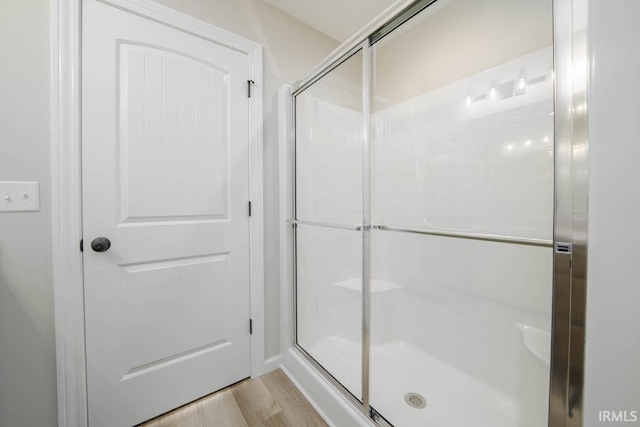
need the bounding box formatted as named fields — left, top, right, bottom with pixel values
left=0, top=0, right=337, bottom=425
left=584, top=1, right=640, bottom=424
left=0, top=1, right=58, bottom=426
left=153, top=0, right=339, bottom=360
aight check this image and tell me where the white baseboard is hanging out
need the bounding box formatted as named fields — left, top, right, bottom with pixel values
left=263, top=355, right=282, bottom=375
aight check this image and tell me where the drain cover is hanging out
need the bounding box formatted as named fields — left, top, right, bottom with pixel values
left=404, top=393, right=427, bottom=409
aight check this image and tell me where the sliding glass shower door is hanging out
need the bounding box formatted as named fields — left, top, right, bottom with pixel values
left=294, top=51, right=364, bottom=400
left=369, top=1, right=554, bottom=426
left=293, top=0, right=557, bottom=426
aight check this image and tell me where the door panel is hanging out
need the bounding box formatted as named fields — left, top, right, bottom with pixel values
left=120, top=43, right=230, bottom=221
left=121, top=254, right=231, bottom=374
left=82, top=1, right=251, bottom=425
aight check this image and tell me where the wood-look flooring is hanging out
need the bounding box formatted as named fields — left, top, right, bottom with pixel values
left=141, top=369, right=328, bottom=427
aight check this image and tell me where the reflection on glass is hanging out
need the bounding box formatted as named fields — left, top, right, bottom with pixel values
left=370, top=0, right=554, bottom=426
left=296, top=225, right=362, bottom=399
left=295, top=51, right=363, bottom=226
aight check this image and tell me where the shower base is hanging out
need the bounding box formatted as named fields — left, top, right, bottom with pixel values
left=308, top=336, right=519, bottom=427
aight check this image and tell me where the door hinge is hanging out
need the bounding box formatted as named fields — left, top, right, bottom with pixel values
left=248, top=201, right=252, bottom=217
left=249, top=319, right=253, bottom=335
left=80, top=239, right=84, bottom=252
left=247, top=80, right=255, bottom=98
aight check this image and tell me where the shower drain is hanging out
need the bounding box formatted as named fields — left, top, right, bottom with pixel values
left=404, top=393, right=427, bottom=409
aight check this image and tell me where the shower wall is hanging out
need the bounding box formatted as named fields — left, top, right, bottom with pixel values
left=295, top=87, right=363, bottom=226
left=372, top=47, right=554, bottom=239
left=370, top=233, right=552, bottom=425
left=369, top=47, right=555, bottom=365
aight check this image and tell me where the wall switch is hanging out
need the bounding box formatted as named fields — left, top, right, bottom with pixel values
left=0, top=181, right=40, bottom=212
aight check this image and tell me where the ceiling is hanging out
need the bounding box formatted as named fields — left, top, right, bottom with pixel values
left=261, top=0, right=398, bottom=42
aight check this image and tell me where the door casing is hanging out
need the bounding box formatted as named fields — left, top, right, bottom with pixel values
left=50, top=1, right=264, bottom=425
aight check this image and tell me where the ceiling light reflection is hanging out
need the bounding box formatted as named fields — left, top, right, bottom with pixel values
left=513, top=69, right=528, bottom=96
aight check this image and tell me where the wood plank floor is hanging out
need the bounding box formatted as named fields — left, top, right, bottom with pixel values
left=140, top=369, right=328, bottom=427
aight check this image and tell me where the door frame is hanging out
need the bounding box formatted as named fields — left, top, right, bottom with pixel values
left=51, top=0, right=264, bottom=425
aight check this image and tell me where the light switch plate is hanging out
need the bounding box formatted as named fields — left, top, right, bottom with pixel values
left=0, top=181, right=40, bottom=212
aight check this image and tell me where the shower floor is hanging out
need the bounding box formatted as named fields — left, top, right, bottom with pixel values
left=308, top=336, right=518, bottom=427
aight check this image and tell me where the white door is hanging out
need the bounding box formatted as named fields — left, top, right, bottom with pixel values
left=82, top=1, right=252, bottom=425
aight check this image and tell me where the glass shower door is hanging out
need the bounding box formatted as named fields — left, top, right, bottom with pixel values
left=369, top=1, right=555, bottom=426
left=294, top=51, right=364, bottom=400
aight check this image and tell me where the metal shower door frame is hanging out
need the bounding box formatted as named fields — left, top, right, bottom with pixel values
left=285, top=0, right=588, bottom=425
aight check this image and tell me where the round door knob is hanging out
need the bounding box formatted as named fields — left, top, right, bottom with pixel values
left=91, top=237, right=111, bottom=252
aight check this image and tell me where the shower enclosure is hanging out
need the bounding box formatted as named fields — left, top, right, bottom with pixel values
left=282, top=0, right=587, bottom=426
